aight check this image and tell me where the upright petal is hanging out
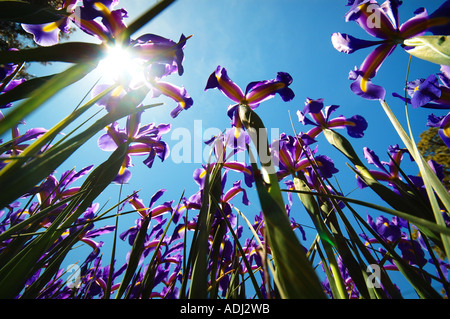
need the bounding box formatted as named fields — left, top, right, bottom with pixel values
left=205, top=66, right=245, bottom=103
left=399, top=7, right=429, bottom=39
left=345, top=0, right=397, bottom=39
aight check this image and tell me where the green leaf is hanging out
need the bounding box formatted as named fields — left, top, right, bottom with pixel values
left=119, top=0, right=176, bottom=42
left=238, top=103, right=325, bottom=298
left=0, top=89, right=153, bottom=210
left=188, top=162, right=221, bottom=299
left=404, top=36, right=450, bottom=66
left=0, top=62, right=94, bottom=137
left=293, top=176, right=348, bottom=299
left=0, top=143, right=128, bottom=298
left=0, top=0, right=64, bottom=24
left=252, top=164, right=326, bottom=298
left=0, top=75, right=55, bottom=106
left=115, top=214, right=151, bottom=299
left=379, top=100, right=450, bottom=260
left=322, top=129, right=435, bottom=222
left=283, top=188, right=450, bottom=237
left=0, top=42, right=103, bottom=65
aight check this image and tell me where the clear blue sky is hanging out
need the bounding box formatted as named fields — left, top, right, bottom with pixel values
left=20, top=0, right=448, bottom=297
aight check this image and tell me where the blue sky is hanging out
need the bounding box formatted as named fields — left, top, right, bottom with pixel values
left=18, top=0, right=449, bottom=297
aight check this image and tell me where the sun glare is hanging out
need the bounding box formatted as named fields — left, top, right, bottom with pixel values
left=98, top=45, right=146, bottom=86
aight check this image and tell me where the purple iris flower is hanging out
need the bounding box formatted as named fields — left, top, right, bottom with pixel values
left=127, top=190, right=173, bottom=220
left=66, top=203, right=116, bottom=263
left=205, top=66, right=294, bottom=108
left=356, top=145, right=411, bottom=191
left=393, top=65, right=450, bottom=109
left=97, top=111, right=170, bottom=183
left=427, top=113, right=450, bottom=149
left=120, top=190, right=173, bottom=245
left=367, top=214, right=403, bottom=243
left=297, top=98, right=368, bottom=139
left=92, top=36, right=193, bottom=118
left=205, top=66, right=294, bottom=133
left=0, top=121, right=47, bottom=170
left=22, top=0, right=130, bottom=46
left=271, top=133, right=339, bottom=180
left=192, top=168, right=250, bottom=219
left=0, top=53, right=19, bottom=82
left=1, top=79, right=26, bottom=109
left=73, top=0, right=128, bottom=42
left=79, top=257, right=127, bottom=298
left=133, top=33, right=190, bottom=76
left=332, top=0, right=450, bottom=100
left=196, top=128, right=254, bottom=188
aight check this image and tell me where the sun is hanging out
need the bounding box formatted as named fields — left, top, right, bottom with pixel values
left=97, top=45, right=146, bottom=87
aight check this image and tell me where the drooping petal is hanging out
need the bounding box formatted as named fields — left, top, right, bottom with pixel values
left=223, top=180, right=250, bottom=206
left=151, top=81, right=193, bottom=118
left=363, top=147, right=388, bottom=172
left=349, top=68, right=386, bottom=100
left=21, top=23, right=60, bottom=47
left=358, top=42, right=396, bottom=85
left=410, top=74, right=442, bottom=109
left=149, top=189, right=166, bottom=209
left=345, top=114, right=368, bottom=138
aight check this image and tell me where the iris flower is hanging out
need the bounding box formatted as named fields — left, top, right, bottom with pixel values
left=97, top=110, right=170, bottom=183
left=332, top=0, right=450, bottom=100
left=356, top=145, right=411, bottom=190
left=66, top=203, right=116, bottom=263
left=427, top=113, right=450, bottom=149
left=23, top=0, right=194, bottom=118
left=361, top=214, right=428, bottom=268
left=80, top=257, right=127, bottom=298
left=22, top=0, right=128, bottom=46
left=297, top=98, right=368, bottom=139
left=271, top=133, right=339, bottom=181
left=393, top=65, right=450, bottom=109
left=120, top=190, right=173, bottom=245
left=205, top=66, right=294, bottom=132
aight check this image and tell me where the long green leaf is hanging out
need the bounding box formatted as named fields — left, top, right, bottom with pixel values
left=115, top=214, right=151, bottom=299
left=0, top=42, right=103, bottom=65
left=0, top=142, right=128, bottom=298
left=0, top=62, right=94, bottom=137
left=379, top=100, right=450, bottom=261
left=0, top=90, right=154, bottom=209
left=282, top=188, right=450, bottom=237
left=119, top=0, right=176, bottom=42
left=238, top=103, right=325, bottom=298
